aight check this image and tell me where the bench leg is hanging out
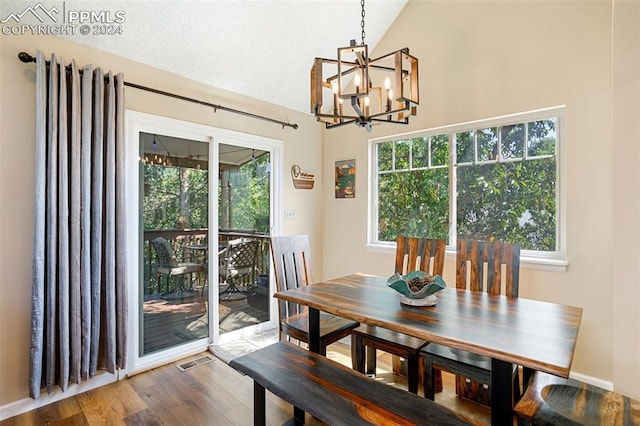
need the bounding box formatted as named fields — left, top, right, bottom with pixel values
left=254, top=381, right=266, bottom=426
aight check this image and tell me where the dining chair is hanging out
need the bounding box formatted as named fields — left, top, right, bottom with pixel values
left=219, top=237, right=259, bottom=299
left=270, top=234, right=359, bottom=357
left=150, top=237, right=207, bottom=294
left=351, top=236, right=446, bottom=394
left=421, top=239, right=521, bottom=406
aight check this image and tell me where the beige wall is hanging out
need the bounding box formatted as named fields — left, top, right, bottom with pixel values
left=322, top=0, right=640, bottom=398
left=611, top=0, right=640, bottom=399
left=0, top=34, right=323, bottom=406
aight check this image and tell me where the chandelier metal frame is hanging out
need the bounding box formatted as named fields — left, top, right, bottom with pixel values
left=310, top=0, right=419, bottom=131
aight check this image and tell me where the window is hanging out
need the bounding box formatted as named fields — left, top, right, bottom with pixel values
left=370, top=107, right=564, bottom=266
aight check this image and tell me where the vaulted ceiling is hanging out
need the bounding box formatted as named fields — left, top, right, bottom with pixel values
left=53, top=0, right=409, bottom=114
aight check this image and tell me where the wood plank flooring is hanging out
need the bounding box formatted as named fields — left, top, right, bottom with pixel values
left=143, top=291, right=270, bottom=354
left=2, top=341, right=492, bottom=425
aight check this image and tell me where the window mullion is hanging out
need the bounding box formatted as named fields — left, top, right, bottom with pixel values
left=450, top=132, right=457, bottom=248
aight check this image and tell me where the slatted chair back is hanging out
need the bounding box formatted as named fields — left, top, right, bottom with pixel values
left=395, top=236, right=446, bottom=276
left=455, top=239, right=521, bottom=297
left=222, top=237, right=260, bottom=278
left=270, top=234, right=313, bottom=323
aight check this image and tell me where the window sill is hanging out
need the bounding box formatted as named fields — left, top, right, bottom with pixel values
left=365, top=243, right=568, bottom=272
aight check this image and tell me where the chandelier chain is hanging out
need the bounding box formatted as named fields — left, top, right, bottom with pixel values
left=360, top=0, right=366, bottom=45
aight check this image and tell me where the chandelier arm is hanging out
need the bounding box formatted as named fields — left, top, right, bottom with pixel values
left=370, top=118, right=410, bottom=125
left=325, top=119, right=358, bottom=130
left=315, top=112, right=361, bottom=120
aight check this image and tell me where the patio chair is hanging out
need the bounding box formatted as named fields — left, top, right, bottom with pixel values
left=218, top=237, right=259, bottom=299
left=270, top=234, right=359, bottom=357
left=421, top=239, right=522, bottom=406
left=150, top=237, right=206, bottom=294
left=351, top=236, right=446, bottom=393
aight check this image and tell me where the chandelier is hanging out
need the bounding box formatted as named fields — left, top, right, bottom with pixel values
left=310, top=0, right=419, bottom=132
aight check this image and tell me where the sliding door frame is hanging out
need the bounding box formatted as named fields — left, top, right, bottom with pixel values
left=125, top=111, right=282, bottom=375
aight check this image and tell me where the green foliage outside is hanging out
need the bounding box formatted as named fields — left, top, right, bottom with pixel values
left=143, top=153, right=270, bottom=233
left=377, top=118, right=557, bottom=252
left=219, top=153, right=271, bottom=233
left=143, top=165, right=208, bottom=230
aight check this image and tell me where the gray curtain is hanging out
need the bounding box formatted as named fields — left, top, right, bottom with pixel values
left=29, top=50, right=127, bottom=399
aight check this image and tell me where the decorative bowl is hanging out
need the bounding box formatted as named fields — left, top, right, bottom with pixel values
left=387, top=271, right=446, bottom=306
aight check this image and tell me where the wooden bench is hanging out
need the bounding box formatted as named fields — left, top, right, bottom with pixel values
left=514, top=371, right=640, bottom=425
left=229, top=341, right=482, bottom=426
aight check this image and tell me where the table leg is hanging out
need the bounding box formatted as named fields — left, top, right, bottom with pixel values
left=293, top=406, right=305, bottom=424
left=491, top=358, right=513, bottom=425
left=254, top=381, right=266, bottom=426
left=308, top=308, right=320, bottom=354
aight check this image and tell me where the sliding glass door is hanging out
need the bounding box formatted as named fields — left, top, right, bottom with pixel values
left=218, top=144, right=271, bottom=336
left=139, top=132, right=210, bottom=356
left=126, top=111, right=281, bottom=373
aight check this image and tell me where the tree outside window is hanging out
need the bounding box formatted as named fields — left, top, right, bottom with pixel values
left=373, top=112, right=559, bottom=256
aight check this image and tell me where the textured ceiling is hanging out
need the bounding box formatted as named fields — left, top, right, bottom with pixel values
left=42, top=0, right=409, bottom=114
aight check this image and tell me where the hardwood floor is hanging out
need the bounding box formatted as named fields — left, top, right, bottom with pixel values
left=2, top=341, right=491, bottom=425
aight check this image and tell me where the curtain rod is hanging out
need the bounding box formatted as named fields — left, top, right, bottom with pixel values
left=18, top=52, right=299, bottom=130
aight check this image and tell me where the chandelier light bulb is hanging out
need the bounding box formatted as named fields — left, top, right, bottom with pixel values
left=384, top=77, right=391, bottom=90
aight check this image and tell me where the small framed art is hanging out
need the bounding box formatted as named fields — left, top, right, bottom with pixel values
left=335, top=159, right=355, bottom=198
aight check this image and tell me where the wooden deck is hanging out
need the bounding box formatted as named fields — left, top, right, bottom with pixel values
left=143, top=290, right=270, bottom=354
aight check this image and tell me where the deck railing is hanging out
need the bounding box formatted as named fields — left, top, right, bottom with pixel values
left=143, top=228, right=270, bottom=295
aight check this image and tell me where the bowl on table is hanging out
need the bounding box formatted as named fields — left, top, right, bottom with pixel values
left=387, top=270, right=446, bottom=306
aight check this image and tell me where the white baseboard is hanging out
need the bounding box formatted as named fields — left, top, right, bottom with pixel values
left=0, top=372, right=118, bottom=421
left=569, top=371, right=613, bottom=390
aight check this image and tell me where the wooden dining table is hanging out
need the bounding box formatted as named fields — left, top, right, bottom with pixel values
left=274, top=273, right=583, bottom=425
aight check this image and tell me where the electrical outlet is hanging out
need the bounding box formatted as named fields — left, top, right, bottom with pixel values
left=284, top=210, right=296, bottom=220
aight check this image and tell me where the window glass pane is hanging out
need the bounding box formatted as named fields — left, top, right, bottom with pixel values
left=378, top=141, right=393, bottom=172
left=527, top=119, right=556, bottom=157
left=222, top=153, right=271, bottom=232
left=430, top=134, right=449, bottom=167
left=395, top=140, right=410, bottom=170
left=411, top=137, right=428, bottom=169
left=477, top=127, right=498, bottom=162
left=373, top=111, right=561, bottom=257
left=456, top=158, right=557, bottom=251
left=501, top=124, right=525, bottom=159
left=141, top=133, right=209, bottom=355
left=377, top=169, right=449, bottom=242
left=456, top=131, right=474, bottom=164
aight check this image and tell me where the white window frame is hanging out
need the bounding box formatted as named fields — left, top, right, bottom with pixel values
left=367, top=106, right=567, bottom=272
